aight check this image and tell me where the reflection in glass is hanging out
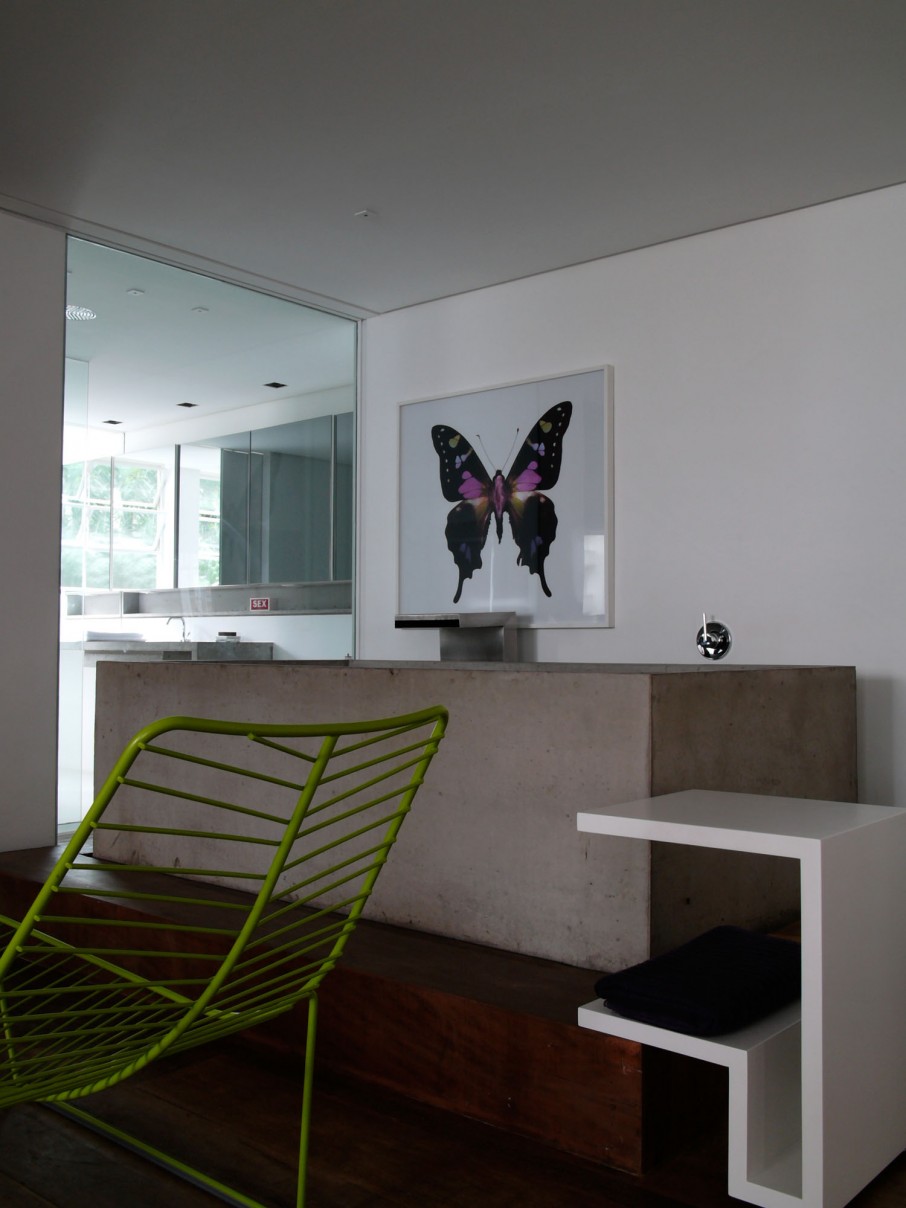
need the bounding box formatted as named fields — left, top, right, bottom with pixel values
left=60, top=451, right=173, bottom=592
left=333, top=412, right=354, bottom=581
left=60, top=237, right=358, bottom=833
left=177, top=413, right=352, bottom=587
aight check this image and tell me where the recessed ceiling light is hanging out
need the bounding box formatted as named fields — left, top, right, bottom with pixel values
left=192, top=306, right=209, bottom=314
left=66, top=305, right=96, bottom=321
left=103, top=419, right=122, bottom=425
left=178, top=402, right=198, bottom=408
left=126, top=288, right=145, bottom=297
left=265, top=381, right=287, bottom=389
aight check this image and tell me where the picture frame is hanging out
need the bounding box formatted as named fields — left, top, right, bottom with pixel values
left=398, top=366, right=613, bottom=627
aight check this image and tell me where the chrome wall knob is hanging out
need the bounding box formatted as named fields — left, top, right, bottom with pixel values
left=697, top=619, right=732, bottom=660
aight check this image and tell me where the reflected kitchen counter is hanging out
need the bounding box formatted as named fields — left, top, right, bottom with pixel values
left=65, top=640, right=274, bottom=663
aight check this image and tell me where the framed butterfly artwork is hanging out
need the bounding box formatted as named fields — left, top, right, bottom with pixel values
left=398, top=367, right=613, bottom=627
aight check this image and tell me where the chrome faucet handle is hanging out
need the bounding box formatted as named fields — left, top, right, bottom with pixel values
left=697, top=616, right=732, bottom=661
left=166, top=616, right=187, bottom=642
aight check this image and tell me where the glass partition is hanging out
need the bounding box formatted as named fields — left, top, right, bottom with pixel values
left=59, top=236, right=358, bottom=829
left=61, top=236, right=357, bottom=615
left=177, top=414, right=352, bottom=587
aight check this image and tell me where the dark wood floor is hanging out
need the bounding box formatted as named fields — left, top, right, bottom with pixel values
left=0, top=1041, right=904, bottom=1208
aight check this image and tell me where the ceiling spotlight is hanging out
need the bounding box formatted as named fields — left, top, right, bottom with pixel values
left=66, top=305, right=96, bottom=321
left=103, top=419, right=122, bottom=425
left=126, top=288, right=145, bottom=297
left=354, top=209, right=375, bottom=219
left=177, top=402, right=198, bottom=408
left=264, top=381, right=287, bottom=389
left=192, top=306, right=209, bottom=314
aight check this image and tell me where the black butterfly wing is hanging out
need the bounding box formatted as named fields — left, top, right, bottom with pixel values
left=431, top=425, right=492, bottom=502
left=443, top=501, right=494, bottom=603
left=507, top=401, right=572, bottom=490
left=431, top=425, right=494, bottom=603
left=507, top=493, right=558, bottom=596
left=504, top=401, right=572, bottom=596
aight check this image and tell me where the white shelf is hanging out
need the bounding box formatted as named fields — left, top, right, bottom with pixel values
left=578, top=998, right=800, bottom=1063
left=577, top=789, right=906, bottom=1208
left=578, top=787, right=903, bottom=852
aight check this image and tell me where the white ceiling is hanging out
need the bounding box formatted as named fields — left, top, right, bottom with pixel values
left=2, top=1, right=906, bottom=425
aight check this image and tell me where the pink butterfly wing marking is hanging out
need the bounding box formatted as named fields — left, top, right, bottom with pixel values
left=459, top=469, right=494, bottom=535
left=458, top=471, right=488, bottom=501
left=510, top=459, right=543, bottom=496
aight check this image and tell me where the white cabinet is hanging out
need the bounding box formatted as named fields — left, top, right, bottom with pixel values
left=577, top=790, right=906, bottom=1208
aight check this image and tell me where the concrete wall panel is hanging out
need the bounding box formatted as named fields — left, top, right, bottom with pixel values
left=94, top=661, right=855, bottom=970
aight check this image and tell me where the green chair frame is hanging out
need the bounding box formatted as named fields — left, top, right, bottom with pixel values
left=0, top=705, right=448, bottom=1207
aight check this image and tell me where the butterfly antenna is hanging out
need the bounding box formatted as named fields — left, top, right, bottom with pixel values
left=502, top=428, right=521, bottom=470
left=475, top=433, right=495, bottom=466
left=476, top=428, right=520, bottom=470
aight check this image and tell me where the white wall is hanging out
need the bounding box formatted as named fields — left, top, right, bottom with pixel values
left=359, top=184, right=906, bottom=809
left=0, top=211, right=66, bottom=848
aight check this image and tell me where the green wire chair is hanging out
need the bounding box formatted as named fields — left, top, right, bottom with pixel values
left=0, top=705, right=448, bottom=1207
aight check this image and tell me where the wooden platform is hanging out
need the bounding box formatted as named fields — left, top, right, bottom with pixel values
left=0, top=1042, right=740, bottom=1208
left=2, top=1040, right=905, bottom=1207
left=0, top=845, right=723, bottom=1177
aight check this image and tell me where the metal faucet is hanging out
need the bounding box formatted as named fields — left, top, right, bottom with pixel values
left=166, top=616, right=188, bottom=642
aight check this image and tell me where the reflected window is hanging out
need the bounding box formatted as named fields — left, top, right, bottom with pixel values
left=61, top=454, right=172, bottom=591
left=177, top=444, right=222, bottom=587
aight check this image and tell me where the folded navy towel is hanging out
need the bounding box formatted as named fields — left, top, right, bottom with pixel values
left=593, top=925, right=800, bottom=1036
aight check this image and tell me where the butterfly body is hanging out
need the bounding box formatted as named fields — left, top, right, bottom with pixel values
left=431, top=401, right=572, bottom=603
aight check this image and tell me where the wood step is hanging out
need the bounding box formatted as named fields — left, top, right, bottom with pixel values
left=0, top=844, right=723, bottom=1174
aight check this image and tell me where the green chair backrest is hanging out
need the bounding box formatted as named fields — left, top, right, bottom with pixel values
left=0, top=706, right=448, bottom=1106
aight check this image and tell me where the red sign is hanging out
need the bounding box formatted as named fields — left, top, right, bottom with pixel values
left=250, top=597, right=270, bottom=611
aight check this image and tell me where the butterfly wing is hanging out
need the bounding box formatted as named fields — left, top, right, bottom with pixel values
left=507, top=401, right=572, bottom=492
left=443, top=501, right=493, bottom=603
left=431, top=425, right=494, bottom=603
left=431, top=425, right=492, bottom=502
left=504, top=401, right=572, bottom=596
left=507, top=493, right=558, bottom=596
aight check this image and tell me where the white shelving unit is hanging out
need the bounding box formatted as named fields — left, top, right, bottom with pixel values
left=577, top=790, right=906, bottom=1208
